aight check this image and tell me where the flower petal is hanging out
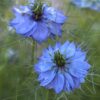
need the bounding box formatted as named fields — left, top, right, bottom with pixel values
left=65, top=73, right=74, bottom=89
left=71, top=50, right=86, bottom=61
left=74, top=78, right=81, bottom=88
left=10, top=7, right=23, bottom=25
left=34, top=62, right=53, bottom=73
left=12, top=7, right=22, bottom=16
left=69, top=61, right=90, bottom=78
left=28, top=0, right=35, bottom=3
left=64, top=79, right=71, bottom=92
left=72, top=0, right=92, bottom=8
left=48, top=46, right=54, bottom=57
left=10, top=15, right=36, bottom=34
left=49, top=22, right=62, bottom=36
left=66, top=42, right=76, bottom=58
left=39, top=70, right=56, bottom=86
left=60, top=41, right=70, bottom=54
left=19, top=6, right=31, bottom=14
left=71, top=61, right=91, bottom=70
left=12, top=6, right=31, bottom=17
left=32, top=22, right=49, bottom=43
left=54, top=42, right=61, bottom=51
left=43, top=5, right=66, bottom=24
left=47, top=73, right=64, bottom=93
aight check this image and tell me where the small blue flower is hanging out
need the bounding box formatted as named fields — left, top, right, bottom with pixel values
left=71, top=0, right=100, bottom=12
left=10, top=2, right=66, bottom=43
left=90, top=1, right=100, bottom=11
left=71, top=0, right=92, bottom=8
left=34, top=41, right=91, bottom=93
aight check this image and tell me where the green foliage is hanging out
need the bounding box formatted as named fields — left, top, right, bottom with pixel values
left=0, top=0, right=100, bottom=100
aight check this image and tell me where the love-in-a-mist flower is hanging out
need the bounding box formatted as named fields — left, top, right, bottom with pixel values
left=71, top=0, right=92, bottom=8
left=10, top=1, right=66, bottom=43
left=89, top=0, right=100, bottom=11
left=35, top=41, right=91, bottom=93
left=71, top=0, right=100, bottom=11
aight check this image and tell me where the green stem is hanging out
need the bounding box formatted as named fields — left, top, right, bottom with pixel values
left=32, top=40, right=36, bottom=65
left=46, top=90, right=49, bottom=100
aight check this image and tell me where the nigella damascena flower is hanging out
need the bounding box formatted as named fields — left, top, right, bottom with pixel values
left=10, top=2, right=66, bottom=43
left=90, top=1, right=100, bottom=11
left=71, top=0, right=100, bottom=12
left=35, top=41, right=91, bottom=93
left=71, top=0, right=92, bottom=8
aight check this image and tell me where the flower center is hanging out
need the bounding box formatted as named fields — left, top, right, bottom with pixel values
left=31, top=2, right=43, bottom=21
left=54, top=51, right=66, bottom=67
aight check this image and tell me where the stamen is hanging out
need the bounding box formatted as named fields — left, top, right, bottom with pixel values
left=31, top=2, right=43, bottom=21
left=54, top=51, right=66, bottom=67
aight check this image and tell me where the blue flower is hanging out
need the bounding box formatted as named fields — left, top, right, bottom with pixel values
left=71, top=0, right=92, bottom=8
left=34, top=41, right=91, bottom=93
left=10, top=2, right=66, bottom=43
left=90, top=1, right=100, bottom=11
left=71, top=0, right=100, bottom=12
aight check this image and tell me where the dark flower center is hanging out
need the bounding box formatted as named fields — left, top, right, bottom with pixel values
left=54, top=51, right=66, bottom=68
left=31, top=2, right=43, bottom=21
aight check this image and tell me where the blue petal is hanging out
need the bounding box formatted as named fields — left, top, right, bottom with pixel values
left=60, top=41, right=70, bottom=54
left=80, top=78, right=85, bottom=83
left=43, top=6, right=66, bottom=24
left=47, top=46, right=54, bottom=57
left=74, top=78, right=80, bottom=88
left=71, top=61, right=91, bottom=70
left=32, top=22, right=49, bottom=43
left=69, top=61, right=90, bottom=78
left=66, top=42, right=76, bottom=58
left=39, top=49, right=53, bottom=62
left=10, top=15, right=36, bottom=34
left=42, top=49, right=50, bottom=56
left=72, top=0, right=92, bottom=8
left=42, top=49, right=52, bottom=59
left=24, top=24, right=37, bottom=37
left=71, top=51, right=86, bottom=61
left=19, top=6, right=31, bottom=14
left=10, top=7, right=23, bottom=25
left=54, top=42, right=61, bottom=51
left=28, top=0, right=35, bottom=4
left=12, top=6, right=31, bottom=17
left=39, top=70, right=56, bottom=86
left=64, top=79, right=71, bottom=92
left=39, top=56, right=52, bottom=63
left=65, top=73, right=74, bottom=89
left=70, top=68, right=88, bottom=78
left=49, top=22, right=62, bottom=36
left=12, top=7, right=22, bottom=16
left=34, top=62, right=53, bottom=73
left=50, top=73, right=64, bottom=93
left=90, top=3, right=100, bottom=11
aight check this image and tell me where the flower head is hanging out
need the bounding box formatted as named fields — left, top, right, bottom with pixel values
left=34, top=41, right=91, bottom=93
left=10, top=1, right=66, bottom=43
left=71, top=0, right=100, bottom=12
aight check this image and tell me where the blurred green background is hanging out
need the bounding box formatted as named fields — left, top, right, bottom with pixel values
left=0, top=0, right=100, bottom=100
